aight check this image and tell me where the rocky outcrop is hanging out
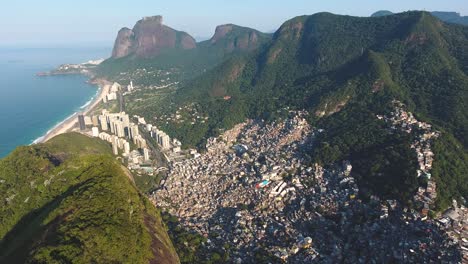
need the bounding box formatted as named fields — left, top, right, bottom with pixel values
left=210, top=24, right=234, bottom=43
left=111, top=16, right=196, bottom=59
left=208, top=24, right=266, bottom=52
left=111, top=17, right=270, bottom=59
left=111, top=28, right=134, bottom=58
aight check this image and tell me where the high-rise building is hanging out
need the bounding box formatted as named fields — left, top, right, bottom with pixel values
left=92, top=127, right=99, bottom=137
left=106, top=92, right=117, bottom=101
left=112, top=142, right=118, bottom=155
left=99, top=115, right=108, bottom=131
left=121, top=114, right=130, bottom=127
left=84, top=116, right=93, bottom=126
left=129, top=124, right=139, bottom=140
left=109, top=119, right=115, bottom=134
left=154, top=130, right=170, bottom=149
left=143, top=148, right=150, bottom=161
left=112, top=136, right=119, bottom=155
left=124, top=142, right=130, bottom=155
left=134, top=135, right=147, bottom=149
left=92, top=115, right=99, bottom=126
left=161, top=134, right=171, bottom=150
left=115, top=121, right=125, bottom=138
left=154, top=130, right=164, bottom=145
left=111, top=82, right=121, bottom=92
left=78, top=115, right=86, bottom=131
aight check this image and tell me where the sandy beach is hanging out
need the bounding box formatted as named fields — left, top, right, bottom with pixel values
left=34, top=79, right=111, bottom=143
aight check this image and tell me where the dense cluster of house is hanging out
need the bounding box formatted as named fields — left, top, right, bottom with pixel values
left=154, top=103, right=209, bottom=126
left=379, top=101, right=467, bottom=261
left=378, top=101, right=440, bottom=214
left=111, top=68, right=180, bottom=91
left=151, top=111, right=465, bottom=262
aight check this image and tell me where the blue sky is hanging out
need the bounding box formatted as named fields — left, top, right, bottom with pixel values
left=1, top=0, right=467, bottom=46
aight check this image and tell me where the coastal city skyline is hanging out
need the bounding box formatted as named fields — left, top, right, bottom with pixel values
left=1, top=0, right=467, bottom=46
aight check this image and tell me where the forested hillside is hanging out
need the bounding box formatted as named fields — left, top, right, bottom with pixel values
left=0, top=133, right=179, bottom=264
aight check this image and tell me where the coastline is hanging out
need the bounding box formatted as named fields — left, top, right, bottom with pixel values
left=33, top=78, right=111, bottom=144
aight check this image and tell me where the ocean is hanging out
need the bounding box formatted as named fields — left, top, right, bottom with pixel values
left=0, top=46, right=110, bottom=158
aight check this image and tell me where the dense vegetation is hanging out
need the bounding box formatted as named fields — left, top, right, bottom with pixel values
left=372, top=10, right=468, bottom=26
left=129, top=12, right=467, bottom=209
left=134, top=172, right=164, bottom=194
left=309, top=103, right=419, bottom=202
left=162, top=212, right=235, bottom=263
left=0, top=133, right=179, bottom=263
left=431, top=134, right=468, bottom=210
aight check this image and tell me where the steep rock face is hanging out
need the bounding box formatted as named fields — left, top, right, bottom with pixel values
left=180, top=34, right=197, bottom=49
left=111, top=27, right=134, bottom=58
left=111, top=16, right=196, bottom=59
left=208, top=24, right=266, bottom=52
left=211, top=24, right=234, bottom=43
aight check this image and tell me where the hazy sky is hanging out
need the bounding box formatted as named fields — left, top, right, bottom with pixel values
left=1, top=0, right=467, bottom=46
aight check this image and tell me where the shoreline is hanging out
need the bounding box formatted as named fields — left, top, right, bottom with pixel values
left=33, top=78, right=111, bottom=144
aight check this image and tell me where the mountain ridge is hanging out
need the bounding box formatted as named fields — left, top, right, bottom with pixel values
left=110, top=15, right=271, bottom=60
left=371, top=10, right=468, bottom=25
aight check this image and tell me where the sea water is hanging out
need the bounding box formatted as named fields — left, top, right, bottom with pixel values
left=0, top=46, right=110, bottom=158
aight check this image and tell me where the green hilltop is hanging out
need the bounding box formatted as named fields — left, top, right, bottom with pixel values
left=0, top=133, right=179, bottom=264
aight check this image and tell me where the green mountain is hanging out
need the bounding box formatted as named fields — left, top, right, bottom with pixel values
left=372, top=10, right=468, bottom=25
left=156, top=11, right=467, bottom=209
left=0, top=133, right=179, bottom=264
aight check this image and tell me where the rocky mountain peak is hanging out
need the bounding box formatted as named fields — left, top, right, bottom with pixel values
left=111, top=27, right=134, bottom=58
left=207, top=24, right=269, bottom=52
left=141, top=15, right=163, bottom=24
left=111, top=15, right=196, bottom=59
left=211, top=24, right=234, bottom=43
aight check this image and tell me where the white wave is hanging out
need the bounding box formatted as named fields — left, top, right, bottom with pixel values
left=32, top=136, right=45, bottom=144
left=30, top=82, right=102, bottom=145
left=79, top=86, right=100, bottom=109
left=30, top=112, right=78, bottom=145
left=79, top=98, right=93, bottom=109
